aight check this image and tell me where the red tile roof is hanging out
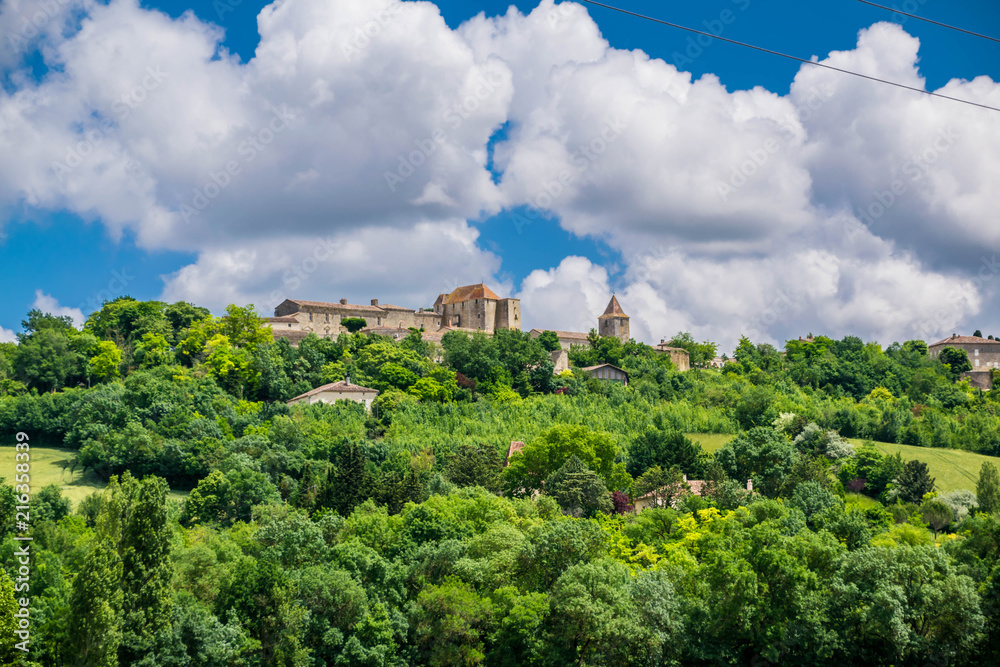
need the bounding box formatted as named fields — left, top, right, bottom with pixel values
left=265, top=316, right=299, bottom=323
left=283, top=299, right=385, bottom=313
left=930, top=334, right=1000, bottom=347
left=288, top=380, right=379, bottom=402
left=505, top=441, right=525, bottom=465
left=444, top=283, right=501, bottom=304
left=599, top=295, right=628, bottom=318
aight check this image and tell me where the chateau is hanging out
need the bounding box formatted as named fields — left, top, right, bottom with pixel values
left=267, top=283, right=520, bottom=345
left=266, top=283, right=692, bottom=372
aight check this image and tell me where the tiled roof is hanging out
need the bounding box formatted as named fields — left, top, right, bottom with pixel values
left=654, top=344, right=688, bottom=353
left=288, top=380, right=379, bottom=401
left=379, top=304, right=412, bottom=311
left=265, top=316, right=299, bottom=323
left=930, top=334, right=1000, bottom=347
left=443, top=283, right=501, bottom=304
left=579, top=363, right=628, bottom=373
left=599, top=295, right=628, bottom=318
left=283, top=299, right=385, bottom=313
left=505, top=441, right=525, bottom=464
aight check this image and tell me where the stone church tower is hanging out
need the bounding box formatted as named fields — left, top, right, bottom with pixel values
left=598, top=295, right=630, bottom=343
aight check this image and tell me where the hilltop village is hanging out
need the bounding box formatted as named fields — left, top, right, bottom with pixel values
left=265, top=283, right=693, bottom=372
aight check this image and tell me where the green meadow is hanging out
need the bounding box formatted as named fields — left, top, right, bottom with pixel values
left=0, top=446, right=187, bottom=507
left=686, top=433, right=998, bottom=494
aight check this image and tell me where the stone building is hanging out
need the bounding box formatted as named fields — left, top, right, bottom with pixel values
left=653, top=341, right=691, bottom=371
left=527, top=329, right=590, bottom=351
left=432, top=284, right=521, bottom=333
left=598, top=295, right=630, bottom=343
left=287, top=378, right=379, bottom=410
left=266, top=283, right=520, bottom=344
left=929, top=334, right=1000, bottom=371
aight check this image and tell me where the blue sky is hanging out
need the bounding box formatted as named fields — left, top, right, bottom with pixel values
left=1, top=0, right=999, bottom=348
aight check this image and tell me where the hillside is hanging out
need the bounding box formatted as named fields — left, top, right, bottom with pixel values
left=687, top=433, right=997, bottom=494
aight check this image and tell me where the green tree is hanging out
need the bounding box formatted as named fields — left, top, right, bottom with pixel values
left=412, top=580, right=494, bottom=666
left=666, top=332, right=718, bottom=368
left=939, top=346, right=972, bottom=380
left=0, top=571, right=19, bottom=664
left=215, top=558, right=308, bottom=665
left=921, top=498, right=953, bottom=537
left=626, top=428, right=702, bottom=478
left=546, top=455, right=613, bottom=518
left=634, top=465, right=689, bottom=509
left=446, top=443, right=503, bottom=493
left=67, top=539, right=123, bottom=667
left=896, top=459, right=935, bottom=503
left=733, top=385, right=778, bottom=430
left=341, top=317, right=368, bottom=333
left=14, top=326, right=81, bottom=391
left=88, top=340, right=122, bottom=382
left=34, top=483, right=72, bottom=523
left=978, top=462, right=1000, bottom=514
left=546, top=559, right=655, bottom=666
left=503, top=425, right=628, bottom=497
left=537, top=331, right=562, bottom=352
left=714, top=427, right=796, bottom=498
left=133, top=332, right=173, bottom=368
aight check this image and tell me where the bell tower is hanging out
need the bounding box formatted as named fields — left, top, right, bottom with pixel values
left=598, top=295, right=630, bottom=343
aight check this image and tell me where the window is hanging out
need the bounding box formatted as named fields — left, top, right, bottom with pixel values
left=325, top=314, right=329, bottom=322
left=976, top=359, right=981, bottom=367
left=975, top=349, right=980, bottom=356
left=309, top=312, right=313, bottom=322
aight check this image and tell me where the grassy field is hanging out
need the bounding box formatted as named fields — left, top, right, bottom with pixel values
left=0, top=447, right=187, bottom=507
left=686, top=433, right=997, bottom=494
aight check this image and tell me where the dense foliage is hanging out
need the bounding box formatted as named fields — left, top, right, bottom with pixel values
left=2, top=298, right=1000, bottom=666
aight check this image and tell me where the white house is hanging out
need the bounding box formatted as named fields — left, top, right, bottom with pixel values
left=287, top=378, right=379, bottom=411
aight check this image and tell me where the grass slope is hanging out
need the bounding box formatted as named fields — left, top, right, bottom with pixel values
left=686, top=433, right=998, bottom=494
left=0, top=447, right=187, bottom=507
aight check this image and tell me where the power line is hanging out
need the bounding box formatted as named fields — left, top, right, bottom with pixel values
left=577, top=0, right=1000, bottom=114
left=855, top=0, right=1000, bottom=45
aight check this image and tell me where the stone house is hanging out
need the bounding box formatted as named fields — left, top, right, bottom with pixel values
left=528, top=329, right=591, bottom=351
left=929, top=334, right=1000, bottom=371
left=633, top=475, right=753, bottom=511
left=653, top=341, right=691, bottom=371
left=287, top=378, right=379, bottom=411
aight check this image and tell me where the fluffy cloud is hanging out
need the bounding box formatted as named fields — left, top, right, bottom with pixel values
left=0, top=326, right=16, bottom=343
left=32, top=290, right=85, bottom=328
left=0, top=0, right=512, bottom=249
left=161, top=219, right=509, bottom=314
left=517, top=256, right=612, bottom=333
left=1, top=0, right=997, bottom=349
